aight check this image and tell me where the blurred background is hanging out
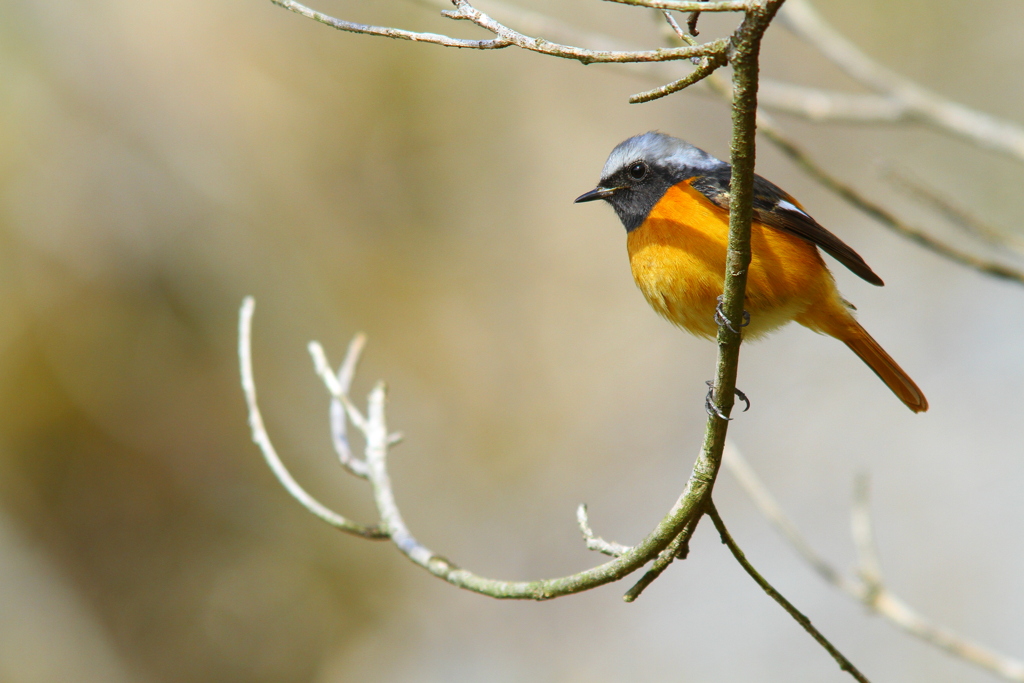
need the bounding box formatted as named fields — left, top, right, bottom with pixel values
left=1, top=0, right=1022, bottom=681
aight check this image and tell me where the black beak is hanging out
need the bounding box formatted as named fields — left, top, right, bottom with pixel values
left=574, top=186, right=623, bottom=203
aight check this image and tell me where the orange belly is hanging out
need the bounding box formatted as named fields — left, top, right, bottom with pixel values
left=627, top=181, right=843, bottom=339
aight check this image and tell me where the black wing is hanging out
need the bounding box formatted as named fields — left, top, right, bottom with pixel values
left=689, top=171, right=884, bottom=286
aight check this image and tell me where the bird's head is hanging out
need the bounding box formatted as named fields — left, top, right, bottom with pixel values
left=575, top=131, right=723, bottom=231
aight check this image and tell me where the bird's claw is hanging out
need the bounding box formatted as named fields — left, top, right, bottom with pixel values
left=705, top=380, right=751, bottom=420
left=714, top=295, right=750, bottom=334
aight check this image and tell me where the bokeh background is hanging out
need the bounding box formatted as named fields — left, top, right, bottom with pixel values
left=1, top=0, right=1022, bottom=681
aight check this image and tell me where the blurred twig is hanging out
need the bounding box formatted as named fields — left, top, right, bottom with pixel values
left=688, top=45, right=1024, bottom=286
left=779, top=0, right=1024, bottom=164
left=752, top=114, right=1024, bottom=286
left=886, top=168, right=1024, bottom=257
left=309, top=337, right=371, bottom=478
left=723, top=442, right=1024, bottom=682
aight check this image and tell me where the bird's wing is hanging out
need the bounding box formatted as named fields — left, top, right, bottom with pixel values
left=688, top=171, right=884, bottom=286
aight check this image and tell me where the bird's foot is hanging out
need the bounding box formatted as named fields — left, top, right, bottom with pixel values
left=705, top=380, right=751, bottom=420
left=715, top=295, right=750, bottom=334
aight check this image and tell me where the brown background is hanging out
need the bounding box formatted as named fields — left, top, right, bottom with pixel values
left=1, top=0, right=1022, bottom=681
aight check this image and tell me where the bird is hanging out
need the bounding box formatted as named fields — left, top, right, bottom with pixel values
left=575, top=131, right=927, bottom=413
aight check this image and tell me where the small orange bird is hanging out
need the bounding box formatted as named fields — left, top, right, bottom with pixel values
left=575, top=132, right=927, bottom=413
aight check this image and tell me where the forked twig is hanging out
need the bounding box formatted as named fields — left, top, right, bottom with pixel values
left=239, top=298, right=386, bottom=539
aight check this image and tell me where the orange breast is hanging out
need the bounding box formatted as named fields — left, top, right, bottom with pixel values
left=626, top=180, right=837, bottom=339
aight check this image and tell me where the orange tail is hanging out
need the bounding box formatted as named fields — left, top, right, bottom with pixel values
left=841, top=322, right=928, bottom=413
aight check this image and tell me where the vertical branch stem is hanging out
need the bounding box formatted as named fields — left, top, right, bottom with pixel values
left=697, top=0, right=781, bottom=509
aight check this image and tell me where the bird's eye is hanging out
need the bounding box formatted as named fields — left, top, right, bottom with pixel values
left=628, top=162, right=648, bottom=180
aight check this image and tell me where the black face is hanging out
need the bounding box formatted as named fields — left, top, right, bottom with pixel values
left=575, top=159, right=678, bottom=232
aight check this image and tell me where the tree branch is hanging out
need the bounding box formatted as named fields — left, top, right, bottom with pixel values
left=256, top=0, right=788, bottom=604
left=623, top=513, right=701, bottom=601
left=250, top=3, right=985, bottom=678
left=309, top=338, right=373, bottom=478
left=271, top=0, right=511, bottom=49
left=241, top=298, right=724, bottom=600
left=695, top=0, right=783, bottom=465
left=271, top=0, right=728, bottom=65
left=723, top=442, right=1024, bottom=682
left=604, top=0, right=752, bottom=10
left=446, top=0, right=729, bottom=65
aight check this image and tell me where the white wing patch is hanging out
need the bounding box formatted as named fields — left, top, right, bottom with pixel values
left=776, top=199, right=808, bottom=216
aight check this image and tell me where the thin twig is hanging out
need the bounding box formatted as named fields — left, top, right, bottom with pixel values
left=606, top=0, right=752, bottom=11
left=307, top=335, right=371, bottom=478
left=629, top=51, right=727, bottom=103
left=723, top=442, right=1024, bottom=682
left=447, top=0, right=729, bottom=65
left=662, top=10, right=697, bottom=47
left=410, top=0, right=634, bottom=52
left=239, top=298, right=387, bottom=539
left=309, top=341, right=370, bottom=434
left=577, top=504, right=632, bottom=557
left=687, top=5, right=704, bottom=36
left=271, top=0, right=511, bottom=49
left=622, top=514, right=701, bottom=602
left=708, top=501, right=871, bottom=683
left=272, top=0, right=727, bottom=65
